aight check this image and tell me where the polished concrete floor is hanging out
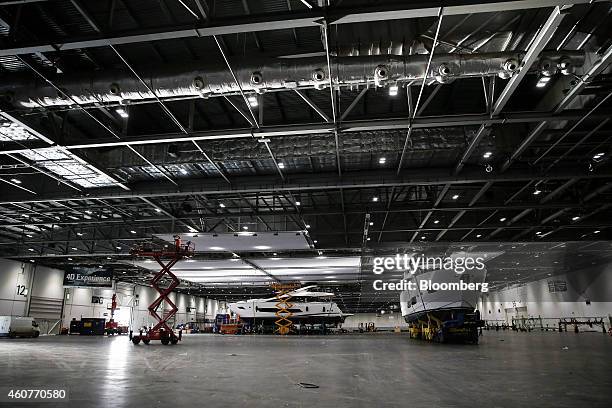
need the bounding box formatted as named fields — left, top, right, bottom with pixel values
left=0, top=331, right=610, bottom=407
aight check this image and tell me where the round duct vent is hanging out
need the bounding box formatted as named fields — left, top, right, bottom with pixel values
left=192, top=76, right=205, bottom=90
left=250, top=71, right=264, bottom=85
left=109, top=83, right=121, bottom=95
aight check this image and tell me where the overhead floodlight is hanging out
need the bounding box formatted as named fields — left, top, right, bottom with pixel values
left=379, top=157, right=387, bottom=164
left=388, top=84, right=398, bottom=96
left=500, top=217, right=507, bottom=222
left=115, top=107, right=129, bottom=118
left=130, top=230, right=137, bottom=234
left=476, top=234, right=482, bottom=238
left=242, top=226, right=249, bottom=230
left=433, top=220, right=439, bottom=224
left=483, top=152, right=492, bottom=159
left=572, top=216, right=580, bottom=221
left=452, top=194, right=459, bottom=200
left=179, top=168, right=188, bottom=175
left=533, top=189, right=542, bottom=195
left=372, top=197, right=379, bottom=202
left=10, top=178, right=21, bottom=184
left=536, top=76, right=551, bottom=88
left=219, top=203, right=226, bottom=208
left=369, top=222, right=374, bottom=226
left=594, top=230, right=601, bottom=234
left=295, top=201, right=301, bottom=206
left=305, top=224, right=310, bottom=229
left=155, top=208, right=162, bottom=213
left=278, top=162, right=285, bottom=169
left=254, top=245, right=271, bottom=250
left=248, top=95, right=258, bottom=107
left=593, top=152, right=605, bottom=160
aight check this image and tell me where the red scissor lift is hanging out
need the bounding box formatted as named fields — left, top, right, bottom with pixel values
left=130, top=236, right=195, bottom=345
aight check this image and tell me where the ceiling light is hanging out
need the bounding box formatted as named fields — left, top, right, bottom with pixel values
left=76, top=232, right=84, bottom=236
left=316, top=256, right=327, bottom=259
left=85, top=210, right=92, bottom=214
left=372, top=197, right=379, bottom=202
left=476, top=234, right=482, bottom=238
left=67, top=257, right=73, bottom=261
left=116, top=246, right=121, bottom=250
left=179, top=168, right=188, bottom=175
left=433, top=220, right=439, bottom=224
left=500, top=217, right=507, bottom=222
left=572, top=216, right=580, bottom=221
left=533, top=189, right=542, bottom=195
left=71, top=247, right=78, bottom=251
left=452, top=194, right=459, bottom=200
left=106, top=257, right=111, bottom=260
left=379, top=157, right=387, bottom=164
left=155, top=208, right=162, bottom=212
left=421, top=236, right=426, bottom=240
left=115, top=107, right=129, bottom=118
left=313, top=240, right=318, bottom=243
left=536, top=231, right=542, bottom=235
left=278, top=162, right=285, bottom=169
left=209, top=246, right=224, bottom=251
left=483, top=152, right=492, bottom=159
left=369, top=222, right=374, bottom=226
left=536, top=76, right=551, bottom=88
left=242, top=226, right=248, bottom=230
left=367, top=237, right=371, bottom=241
left=305, top=224, right=310, bottom=229
left=594, top=230, right=601, bottom=234
left=248, top=95, right=258, bottom=107
left=26, top=234, right=33, bottom=238
left=388, top=84, right=398, bottom=96
left=130, top=230, right=137, bottom=234
left=28, top=248, right=34, bottom=252
left=10, top=178, right=21, bottom=184
left=295, top=201, right=301, bottom=206
left=219, top=203, right=226, bottom=208
left=254, top=245, right=271, bottom=250
left=29, top=259, right=35, bottom=263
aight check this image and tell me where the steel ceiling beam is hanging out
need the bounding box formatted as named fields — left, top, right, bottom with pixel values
left=491, top=5, right=570, bottom=116
left=2, top=110, right=609, bottom=155
left=2, top=166, right=610, bottom=205
left=501, top=43, right=612, bottom=172
left=0, top=0, right=604, bottom=57
left=1, top=200, right=605, bottom=228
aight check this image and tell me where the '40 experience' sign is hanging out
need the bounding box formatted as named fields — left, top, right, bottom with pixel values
left=63, top=265, right=113, bottom=288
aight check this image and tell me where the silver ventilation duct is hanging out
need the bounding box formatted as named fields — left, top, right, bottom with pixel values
left=1, top=51, right=584, bottom=109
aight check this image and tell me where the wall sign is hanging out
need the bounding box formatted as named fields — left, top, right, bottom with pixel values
left=64, top=266, right=113, bottom=288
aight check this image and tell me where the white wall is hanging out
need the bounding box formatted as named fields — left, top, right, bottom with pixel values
left=1, top=258, right=215, bottom=331
left=0, top=258, right=32, bottom=316
left=480, top=262, right=612, bottom=328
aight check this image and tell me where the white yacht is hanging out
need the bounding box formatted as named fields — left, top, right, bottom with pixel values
left=228, top=286, right=350, bottom=325
left=400, top=266, right=487, bottom=322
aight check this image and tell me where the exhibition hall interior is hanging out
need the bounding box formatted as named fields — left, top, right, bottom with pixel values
left=0, top=0, right=611, bottom=407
